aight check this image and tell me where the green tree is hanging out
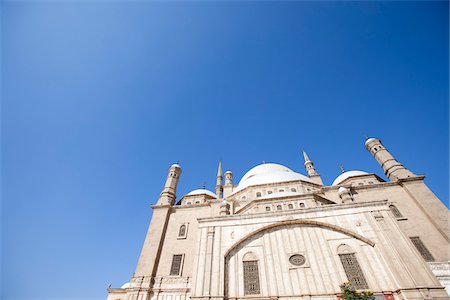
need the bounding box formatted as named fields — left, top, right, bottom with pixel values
left=339, top=282, right=375, bottom=300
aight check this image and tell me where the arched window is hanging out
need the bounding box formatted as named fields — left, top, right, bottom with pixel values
left=291, top=188, right=297, bottom=192
left=288, top=203, right=294, bottom=209
left=267, top=191, right=272, bottom=194
left=299, top=202, right=305, bottom=208
left=178, top=225, right=186, bottom=237
left=265, top=206, right=271, bottom=212
left=337, top=244, right=368, bottom=289
left=276, top=205, right=282, bottom=211
left=389, top=205, right=403, bottom=218
left=256, top=192, right=261, bottom=198
left=242, top=252, right=260, bottom=295
left=279, top=189, right=284, bottom=192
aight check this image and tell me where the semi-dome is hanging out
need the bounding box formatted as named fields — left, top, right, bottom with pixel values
left=332, top=170, right=369, bottom=186
left=186, top=189, right=217, bottom=198
left=235, top=163, right=314, bottom=193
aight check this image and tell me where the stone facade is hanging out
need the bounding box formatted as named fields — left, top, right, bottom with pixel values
left=107, top=138, right=450, bottom=300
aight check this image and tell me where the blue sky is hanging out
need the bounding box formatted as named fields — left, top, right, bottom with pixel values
left=1, top=1, right=448, bottom=299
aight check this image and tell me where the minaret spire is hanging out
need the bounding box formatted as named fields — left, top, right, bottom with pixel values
left=216, top=161, right=223, bottom=199
left=302, top=150, right=311, bottom=163
left=302, top=150, right=323, bottom=185
left=303, top=150, right=317, bottom=176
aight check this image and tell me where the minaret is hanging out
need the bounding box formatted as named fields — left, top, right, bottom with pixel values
left=133, top=163, right=182, bottom=284
left=365, top=137, right=415, bottom=181
left=158, top=163, right=182, bottom=205
left=223, top=170, right=233, bottom=198
left=216, top=161, right=223, bottom=199
left=302, top=150, right=323, bottom=185
left=224, top=171, right=233, bottom=186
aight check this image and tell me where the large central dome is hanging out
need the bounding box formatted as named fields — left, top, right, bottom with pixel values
left=235, top=163, right=314, bottom=192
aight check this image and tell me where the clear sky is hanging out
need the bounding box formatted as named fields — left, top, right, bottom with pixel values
left=1, top=1, right=448, bottom=299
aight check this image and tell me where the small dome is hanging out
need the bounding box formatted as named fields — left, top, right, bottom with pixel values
left=365, top=137, right=379, bottom=148
left=338, top=186, right=349, bottom=195
left=121, top=282, right=130, bottom=289
left=235, top=163, right=314, bottom=193
left=332, top=170, right=369, bottom=186
left=186, top=189, right=217, bottom=198
left=171, top=163, right=181, bottom=168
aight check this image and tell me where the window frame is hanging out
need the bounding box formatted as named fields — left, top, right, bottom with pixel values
left=177, top=223, right=188, bottom=239
left=169, top=254, right=185, bottom=276
left=389, top=204, right=407, bottom=220
left=339, top=253, right=369, bottom=290
left=243, top=260, right=261, bottom=295
left=410, top=236, right=435, bottom=262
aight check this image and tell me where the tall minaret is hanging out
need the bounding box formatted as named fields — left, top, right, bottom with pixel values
left=158, top=163, right=182, bottom=205
left=302, top=150, right=323, bottom=185
left=216, top=161, right=223, bottom=199
left=303, top=150, right=317, bottom=176
left=134, top=163, right=182, bottom=282
left=365, top=137, right=415, bottom=181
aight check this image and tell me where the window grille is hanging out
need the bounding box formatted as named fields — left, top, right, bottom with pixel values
left=265, top=206, right=271, bottom=212
left=256, top=192, right=261, bottom=197
left=339, top=253, right=368, bottom=289
left=178, top=225, right=186, bottom=237
left=170, top=254, right=183, bottom=275
left=243, top=261, right=260, bottom=295
left=389, top=205, right=403, bottom=218
left=291, top=188, right=297, bottom=192
left=276, top=205, right=282, bottom=211
left=410, top=237, right=435, bottom=262
left=288, top=203, right=294, bottom=209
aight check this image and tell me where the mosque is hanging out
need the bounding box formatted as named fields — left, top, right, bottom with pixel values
left=107, top=137, right=450, bottom=300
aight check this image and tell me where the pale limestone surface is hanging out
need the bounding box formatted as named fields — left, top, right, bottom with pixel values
left=107, top=139, right=450, bottom=300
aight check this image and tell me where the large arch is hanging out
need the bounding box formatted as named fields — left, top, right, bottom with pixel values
left=223, top=219, right=375, bottom=299
left=224, top=219, right=374, bottom=258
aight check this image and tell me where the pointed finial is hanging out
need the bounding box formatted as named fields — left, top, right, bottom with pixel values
left=202, top=180, right=206, bottom=189
left=217, top=160, right=223, bottom=177
left=339, top=163, right=346, bottom=173
left=302, top=150, right=311, bottom=162
left=364, top=135, right=369, bottom=140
